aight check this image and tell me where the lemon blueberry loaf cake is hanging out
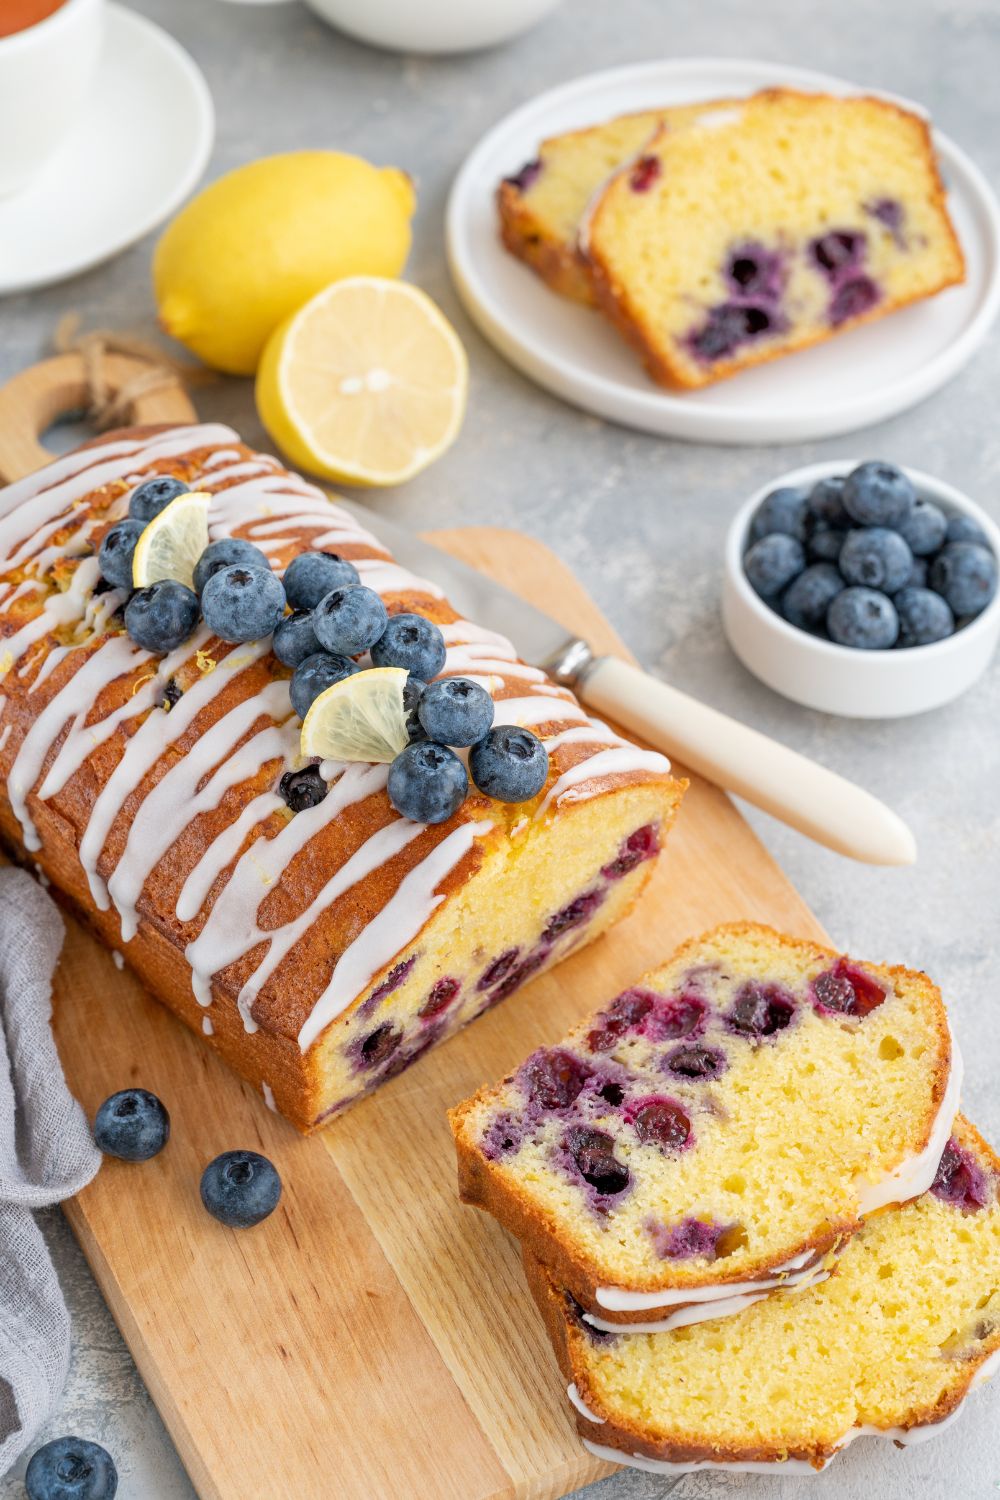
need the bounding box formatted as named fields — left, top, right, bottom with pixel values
left=451, top=923, right=959, bottom=1326
left=583, top=89, right=964, bottom=388
left=0, top=424, right=683, bottom=1130
left=525, top=1116, right=1000, bottom=1473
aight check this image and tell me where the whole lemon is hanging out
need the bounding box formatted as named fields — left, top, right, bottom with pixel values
left=153, top=152, right=415, bottom=376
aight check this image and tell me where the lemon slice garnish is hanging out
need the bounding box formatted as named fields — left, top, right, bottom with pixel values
left=132, top=490, right=211, bottom=591
left=255, top=276, right=468, bottom=487
left=300, top=667, right=412, bottom=764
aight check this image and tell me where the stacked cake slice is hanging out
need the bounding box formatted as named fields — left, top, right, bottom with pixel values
left=450, top=923, right=999, bottom=1474
left=499, top=88, right=965, bottom=388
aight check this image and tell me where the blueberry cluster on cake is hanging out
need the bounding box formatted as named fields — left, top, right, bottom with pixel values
left=451, top=923, right=959, bottom=1327
left=525, top=1118, right=1000, bottom=1473
left=0, top=424, right=684, bottom=1130
left=499, top=89, right=964, bottom=389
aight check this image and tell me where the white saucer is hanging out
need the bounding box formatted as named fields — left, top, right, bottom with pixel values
left=0, top=4, right=214, bottom=295
left=447, top=57, right=1000, bottom=445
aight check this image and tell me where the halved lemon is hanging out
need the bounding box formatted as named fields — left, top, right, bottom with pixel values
left=256, top=276, right=468, bottom=487
left=300, top=667, right=411, bottom=764
left=132, top=490, right=211, bottom=591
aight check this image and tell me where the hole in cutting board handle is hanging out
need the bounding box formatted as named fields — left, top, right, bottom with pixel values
left=0, top=353, right=198, bottom=482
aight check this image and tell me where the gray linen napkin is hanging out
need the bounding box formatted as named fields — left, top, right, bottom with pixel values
left=0, top=867, right=101, bottom=1477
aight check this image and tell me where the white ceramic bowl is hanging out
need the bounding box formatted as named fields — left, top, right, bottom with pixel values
left=302, top=0, right=563, bottom=53
left=723, top=461, right=1000, bottom=718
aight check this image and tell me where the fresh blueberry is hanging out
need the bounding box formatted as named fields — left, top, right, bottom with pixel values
left=127, top=476, right=188, bottom=523
left=313, top=585, right=387, bottom=656
left=278, top=764, right=328, bottom=811
left=417, top=677, right=495, bottom=746
left=807, top=475, right=850, bottom=528
left=272, top=609, right=321, bottom=667
left=370, top=612, right=447, bottom=679
left=387, top=741, right=468, bottom=823
left=125, top=580, right=200, bottom=653
left=807, top=523, right=846, bottom=564
left=289, top=652, right=358, bottom=718
left=749, top=487, right=809, bottom=544
left=842, top=461, right=915, bottom=527
left=895, top=587, right=955, bottom=647
left=283, top=551, right=360, bottom=610
left=827, top=587, right=899, bottom=649
left=201, top=565, right=286, bottom=643
left=403, top=675, right=427, bottom=739
left=192, top=537, right=271, bottom=596
left=200, top=1149, right=281, bottom=1228
left=25, top=1436, right=118, bottom=1500
left=93, top=1089, right=169, bottom=1162
left=904, top=557, right=928, bottom=589
left=839, top=528, right=913, bottom=594
left=945, top=514, right=989, bottom=547
left=781, top=563, right=844, bottom=632
left=97, top=519, right=144, bottom=591
left=897, top=497, right=947, bottom=557
left=930, top=542, right=998, bottom=619
left=744, top=534, right=805, bottom=598
left=469, top=725, right=549, bottom=802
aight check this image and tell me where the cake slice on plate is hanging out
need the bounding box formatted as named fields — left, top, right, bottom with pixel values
left=450, top=923, right=960, bottom=1328
left=525, top=1116, right=1000, bottom=1473
left=583, top=88, right=965, bottom=388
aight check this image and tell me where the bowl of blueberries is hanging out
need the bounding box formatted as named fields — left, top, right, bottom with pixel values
left=723, top=459, right=1000, bottom=717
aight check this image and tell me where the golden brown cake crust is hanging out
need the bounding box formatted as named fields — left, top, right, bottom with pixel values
left=0, top=423, right=682, bottom=1130
left=523, top=1117, right=1000, bottom=1471
left=497, top=180, right=598, bottom=305
left=583, top=89, right=966, bottom=390
left=450, top=921, right=954, bottom=1318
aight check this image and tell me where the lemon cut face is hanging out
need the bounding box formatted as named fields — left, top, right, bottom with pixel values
left=256, top=276, right=468, bottom=487
left=132, top=491, right=211, bottom=591
left=300, top=667, right=412, bottom=765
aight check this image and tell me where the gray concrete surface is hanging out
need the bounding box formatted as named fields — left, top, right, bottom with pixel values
left=2, top=0, right=1000, bottom=1494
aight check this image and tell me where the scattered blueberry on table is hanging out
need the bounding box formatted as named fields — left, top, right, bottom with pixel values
left=743, top=460, right=997, bottom=650
left=25, top=1436, right=118, bottom=1500
left=93, top=1089, right=170, bottom=1161
left=200, top=1149, right=282, bottom=1228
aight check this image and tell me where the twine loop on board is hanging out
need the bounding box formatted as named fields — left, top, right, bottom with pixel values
left=52, top=314, right=213, bottom=431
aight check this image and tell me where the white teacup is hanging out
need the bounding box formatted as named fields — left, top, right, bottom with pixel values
left=0, top=0, right=104, bottom=199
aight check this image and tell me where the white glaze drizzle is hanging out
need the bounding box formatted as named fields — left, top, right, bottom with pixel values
left=296, top=818, right=493, bottom=1052
left=202, top=1015, right=214, bottom=1036
left=855, top=1028, right=963, bottom=1214
left=594, top=1248, right=821, bottom=1315
left=261, top=1081, right=277, bottom=1112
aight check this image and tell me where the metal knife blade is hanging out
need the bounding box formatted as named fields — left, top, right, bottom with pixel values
left=336, top=497, right=581, bottom=672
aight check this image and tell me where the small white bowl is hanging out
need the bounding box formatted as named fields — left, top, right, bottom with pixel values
left=722, top=460, right=1000, bottom=718
left=302, top=0, right=563, bottom=53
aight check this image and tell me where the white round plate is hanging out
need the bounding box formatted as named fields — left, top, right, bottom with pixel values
left=447, top=57, right=1000, bottom=444
left=0, top=4, right=214, bottom=295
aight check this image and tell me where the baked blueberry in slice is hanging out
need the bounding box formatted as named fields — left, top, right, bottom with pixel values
left=630, top=1096, right=691, bottom=1151
left=521, top=1048, right=592, bottom=1110
left=278, top=764, right=328, bottom=812
left=567, top=1126, right=630, bottom=1195
left=932, top=1138, right=991, bottom=1211
left=601, top=824, right=660, bottom=880
left=726, top=981, right=795, bottom=1038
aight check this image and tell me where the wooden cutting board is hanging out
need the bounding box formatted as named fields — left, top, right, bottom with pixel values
left=50, top=527, right=824, bottom=1500
left=1, top=358, right=825, bottom=1500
